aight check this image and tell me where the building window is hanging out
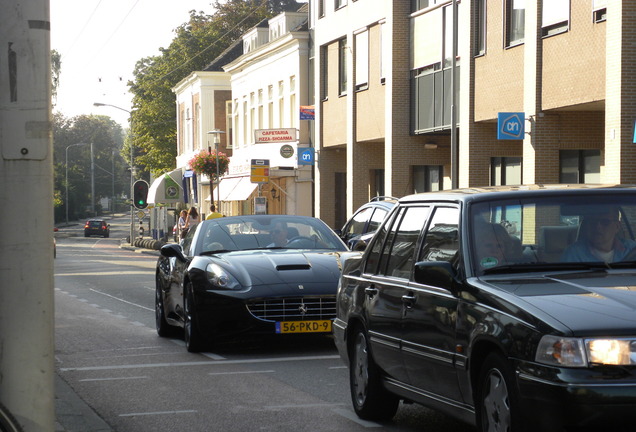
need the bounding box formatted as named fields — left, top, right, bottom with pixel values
left=559, top=150, right=600, bottom=184
left=242, top=100, right=248, bottom=148
left=413, top=165, right=443, bottom=193
left=268, top=85, right=274, bottom=129
left=543, top=0, right=569, bottom=36
left=474, top=0, right=486, bottom=56
left=335, top=0, right=347, bottom=10
left=318, top=0, right=325, bottom=18
left=505, top=0, right=525, bottom=47
left=258, top=89, right=263, bottom=130
left=380, top=22, right=387, bottom=83
left=412, top=0, right=445, bottom=12
left=372, top=169, right=385, bottom=197
left=355, top=30, right=369, bottom=91
left=339, top=38, right=348, bottom=96
left=278, top=81, right=285, bottom=128
left=289, top=76, right=296, bottom=127
left=226, top=100, right=234, bottom=149
left=491, top=157, right=522, bottom=185
left=593, top=0, right=607, bottom=22
left=320, top=46, right=328, bottom=100
left=412, top=5, right=460, bottom=133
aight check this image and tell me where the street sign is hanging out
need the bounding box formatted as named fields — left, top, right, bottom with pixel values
left=298, top=148, right=314, bottom=165
left=497, top=112, right=525, bottom=140
left=280, top=144, right=294, bottom=158
left=250, top=159, right=270, bottom=183
left=254, top=129, right=297, bottom=143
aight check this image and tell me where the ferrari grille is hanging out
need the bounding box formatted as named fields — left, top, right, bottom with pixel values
left=247, top=297, right=336, bottom=322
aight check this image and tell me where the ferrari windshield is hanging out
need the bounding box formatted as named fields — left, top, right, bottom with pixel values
left=193, top=215, right=348, bottom=255
left=470, top=192, right=636, bottom=275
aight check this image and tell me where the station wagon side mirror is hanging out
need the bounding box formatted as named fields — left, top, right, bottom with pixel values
left=413, top=261, right=456, bottom=290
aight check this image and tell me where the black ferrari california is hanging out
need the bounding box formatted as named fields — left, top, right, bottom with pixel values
left=155, top=214, right=349, bottom=352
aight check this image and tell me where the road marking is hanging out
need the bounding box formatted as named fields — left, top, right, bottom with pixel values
left=80, top=376, right=148, bottom=382
left=56, top=271, right=153, bottom=277
left=59, top=354, right=341, bottom=372
left=89, top=288, right=154, bottom=311
left=119, top=410, right=196, bottom=417
left=208, top=370, right=275, bottom=376
left=332, top=408, right=382, bottom=427
left=266, top=403, right=345, bottom=409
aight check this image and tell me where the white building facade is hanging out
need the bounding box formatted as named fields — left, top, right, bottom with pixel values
left=222, top=10, right=313, bottom=216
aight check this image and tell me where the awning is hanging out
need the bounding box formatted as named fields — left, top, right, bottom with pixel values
left=211, top=176, right=258, bottom=202
left=148, top=168, right=184, bottom=204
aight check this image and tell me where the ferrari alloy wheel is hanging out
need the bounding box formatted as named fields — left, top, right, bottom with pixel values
left=349, top=327, right=399, bottom=421
left=155, top=277, right=174, bottom=337
left=184, top=282, right=204, bottom=352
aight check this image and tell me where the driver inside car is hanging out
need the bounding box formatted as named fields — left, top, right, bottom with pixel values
left=267, top=222, right=289, bottom=247
left=562, top=208, right=636, bottom=263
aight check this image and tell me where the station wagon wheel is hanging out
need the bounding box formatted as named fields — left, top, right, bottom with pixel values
left=184, top=281, right=205, bottom=352
left=349, top=327, right=399, bottom=421
left=478, top=353, right=523, bottom=432
left=155, top=275, right=174, bottom=337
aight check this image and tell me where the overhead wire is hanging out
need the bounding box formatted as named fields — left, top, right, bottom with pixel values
left=62, top=0, right=104, bottom=58
left=150, top=0, right=265, bottom=83
left=87, top=0, right=143, bottom=67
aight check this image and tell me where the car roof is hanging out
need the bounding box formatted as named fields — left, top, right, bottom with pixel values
left=398, top=184, right=636, bottom=204
left=359, top=196, right=397, bottom=210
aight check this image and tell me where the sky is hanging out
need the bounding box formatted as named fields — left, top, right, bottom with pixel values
left=50, top=0, right=217, bottom=127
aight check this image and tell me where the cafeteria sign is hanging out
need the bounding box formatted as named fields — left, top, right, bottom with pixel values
left=255, top=128, right=297, bottom=143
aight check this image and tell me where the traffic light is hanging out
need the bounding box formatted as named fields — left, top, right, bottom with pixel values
left=133, top=180, right=149, bottom=209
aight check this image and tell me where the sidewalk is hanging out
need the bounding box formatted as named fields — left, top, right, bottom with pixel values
left=55, top=374, right=112, bottom=432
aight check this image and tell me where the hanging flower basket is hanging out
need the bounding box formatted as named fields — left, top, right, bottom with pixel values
left=189, top=150, right=229, bottom=180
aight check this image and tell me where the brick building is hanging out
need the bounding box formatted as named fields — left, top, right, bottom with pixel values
left=310, top=0, right=636, bottom=229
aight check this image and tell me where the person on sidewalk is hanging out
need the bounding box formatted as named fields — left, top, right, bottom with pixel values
left=177, top=210, right=188, bottom=241
left=205, top=204, right=224, bottom=220
left=183, top=207, right=200, bottom=237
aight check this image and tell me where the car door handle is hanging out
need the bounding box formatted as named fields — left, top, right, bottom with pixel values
left=365, top=287, right=378, bottom=298
left=402, top=294, right=416, bottom=308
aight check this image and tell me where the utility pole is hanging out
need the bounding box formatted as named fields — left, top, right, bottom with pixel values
left=91, top=142, right=95, bottom=216
left=0, top=0, right=55, bottom=431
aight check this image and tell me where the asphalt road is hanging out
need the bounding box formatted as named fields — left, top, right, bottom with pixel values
left=53, top=214, right=474, bottom=432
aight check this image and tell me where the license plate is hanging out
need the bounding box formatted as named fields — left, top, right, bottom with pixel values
left=275, top=320, right=332, bottom=334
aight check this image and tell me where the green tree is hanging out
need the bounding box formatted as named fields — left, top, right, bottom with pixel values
left=128, top=0, right=303, bottom=176
left=53, top=113, right=128, bottom=222
left=51, top=49, right=61, bottom=105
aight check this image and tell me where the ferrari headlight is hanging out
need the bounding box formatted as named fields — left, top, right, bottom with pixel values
left=536, top=335, right=636, bottom=367
left=205, top=263, right=240, bottom=290
left=536, top=335, right=587, bottom=367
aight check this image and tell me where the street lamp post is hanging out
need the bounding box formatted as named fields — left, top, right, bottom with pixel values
left=65, top=142, right=89, bottom=225
left=94, top=102, right=134, bottom=243
left=207, top=130, right=225, bottom=213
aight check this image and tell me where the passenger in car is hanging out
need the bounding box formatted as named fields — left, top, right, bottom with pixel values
left=474, top=223, right=510, bottom=269
left=561, top=208, right=636, bottom=263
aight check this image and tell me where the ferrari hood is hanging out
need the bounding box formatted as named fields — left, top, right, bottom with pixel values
left=217, top=249, right=343, bottom=294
